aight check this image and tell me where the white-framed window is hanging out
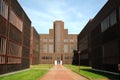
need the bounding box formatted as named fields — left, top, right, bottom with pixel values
left=9, top=10, right=23, bottom=32
left=0, top=0, right=8, bottom=19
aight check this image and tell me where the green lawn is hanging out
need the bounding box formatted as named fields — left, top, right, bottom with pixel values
left=64, top=65, right=119, bottom=80
left=0, top=64, right=53, bottom=80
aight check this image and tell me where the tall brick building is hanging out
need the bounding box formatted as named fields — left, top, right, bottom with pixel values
left=0, top=0, right=31, bottom=74
left=77, top=0, right=120, bottom=73
left=40, top=21, right=77, bottom=64
left=30, top=27, right=40, bottom=65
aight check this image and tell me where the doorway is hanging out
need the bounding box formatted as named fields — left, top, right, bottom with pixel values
left=55, top=60, right=62, bottom=65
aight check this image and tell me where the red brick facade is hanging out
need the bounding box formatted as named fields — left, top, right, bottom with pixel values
left=40, top=21, right=77, bottom=64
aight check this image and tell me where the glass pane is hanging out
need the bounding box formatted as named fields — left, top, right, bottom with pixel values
left=64, top=44, right=68, bottom=53
left=110, top=10, right=116, bottom=26
left=101, top=16, right=109, bottom=32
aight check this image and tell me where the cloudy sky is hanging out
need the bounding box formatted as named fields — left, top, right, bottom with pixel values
left=18, top=0, right=107, bottom=34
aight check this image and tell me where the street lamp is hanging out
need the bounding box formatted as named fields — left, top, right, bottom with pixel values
left=78, top=51, right=80, bottom=71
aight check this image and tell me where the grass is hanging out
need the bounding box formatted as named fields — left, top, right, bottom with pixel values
left=0, top=64, right=53, bottom=80
left=64, top=64, right=119, bottom=80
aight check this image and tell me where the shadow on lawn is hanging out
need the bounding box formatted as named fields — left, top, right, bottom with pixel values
left=81, top=69, right=120, bottom=80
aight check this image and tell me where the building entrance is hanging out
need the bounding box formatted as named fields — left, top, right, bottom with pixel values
left=55, top=60, right=62, bottom=65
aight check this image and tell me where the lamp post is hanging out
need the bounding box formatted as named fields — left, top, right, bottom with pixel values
left=78, top=51, right=80, bottom=71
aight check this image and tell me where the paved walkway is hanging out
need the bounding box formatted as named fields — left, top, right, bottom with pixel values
left=39, top=65, right=88, bottom=80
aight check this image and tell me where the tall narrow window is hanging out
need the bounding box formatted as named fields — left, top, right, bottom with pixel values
left=0, top=56, right=5, bottom=64
left=101, top=16, right=109, bottom=32
left=70, top=44, right=74, bottom=53
left=109, top=10, right=116, bottom=26
left=49, top=44, right=53, bottom=53
left=0, top=37, right=6, bottom=55
left=0, top=37, right=6, bottom=64
left=43, top=44, right=47, bottom=53
left=64, top=44, right=68, bottom=53
left=0, top=0, right=8, bottom=19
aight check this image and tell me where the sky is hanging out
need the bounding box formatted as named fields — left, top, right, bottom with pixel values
left=18, top=0, right=108, bottom=34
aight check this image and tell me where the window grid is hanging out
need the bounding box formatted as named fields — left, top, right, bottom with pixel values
left=101, top=10, right=117, bottom=32
left=0, top=0, right=8, bottom=19
left=9, top=10, right=23, bottom=32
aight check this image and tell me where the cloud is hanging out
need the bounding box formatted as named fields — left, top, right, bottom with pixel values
left=18, top=0, right=107, bottom=34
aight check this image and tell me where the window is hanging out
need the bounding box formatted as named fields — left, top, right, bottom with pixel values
left=70, top=44, right=74, bottom=53
left=70, top=39, right=74, bottom=42
left=64, top=44, right=68, bottom=53
left=65, top=56, right=69, bottom=60
left=109, top=10, right=116, bottom=26
left=49, top=39, right=53, bottom=42
left=0, top=56, right=5, bottom=64
left=0, top=37, right=6, bottom=64
left=8, top=57, right=21, bottom=64
left=0, top=37, right=6, bottom=55
left=0, top=0, right=8, bottom=19
left=101, top=16, right=109, bottom=32
left=49, top=44, right=53, bottom=53
left=34, top=39, right=39, bottom=52
left=43, top=39, right=47, bottom=42
left=64, top=39, right=68, bottom=42
left=101, top=10, right=117, bottom=32
left=43, top=44, right=47, bottom=53
left=9, top=10, right=23, bottom=32
left=8, top=42, right=22, bottom=57
left=8, top=42, right=22, bottom=64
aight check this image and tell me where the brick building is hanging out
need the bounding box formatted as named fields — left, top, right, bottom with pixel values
left=30, top=27, right=40, bottom=65
left=77, top=20, right=93, bottom=66
left=78, top=0, right=120, bottom=73
left=0, top=0, right=31, bottom=74
left=40, top=21, right=77, bottom=64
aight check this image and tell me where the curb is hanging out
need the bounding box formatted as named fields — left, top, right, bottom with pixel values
left=0, top=69, right=30, bottom=77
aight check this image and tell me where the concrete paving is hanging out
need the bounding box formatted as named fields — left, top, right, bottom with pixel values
left=39, top=65, right=89, bottom=80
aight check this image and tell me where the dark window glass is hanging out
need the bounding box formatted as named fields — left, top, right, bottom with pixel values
left=109, top=10, right=116, bottom=26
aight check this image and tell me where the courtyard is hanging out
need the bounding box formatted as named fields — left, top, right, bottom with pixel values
left=0, top=64, right=119, bottom=80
